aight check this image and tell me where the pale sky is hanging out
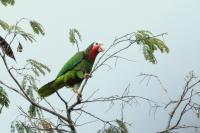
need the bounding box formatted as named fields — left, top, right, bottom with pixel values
left=1, top=0, right=200, bottom=133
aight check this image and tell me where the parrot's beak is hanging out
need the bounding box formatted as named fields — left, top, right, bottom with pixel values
left=98, top=44, right=105, bottom=52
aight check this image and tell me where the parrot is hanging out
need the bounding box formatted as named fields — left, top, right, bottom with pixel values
left=38, top=42, right=104, bottom=97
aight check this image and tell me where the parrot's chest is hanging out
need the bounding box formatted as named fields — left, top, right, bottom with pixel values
left=75, top=59, right=93, bottom=73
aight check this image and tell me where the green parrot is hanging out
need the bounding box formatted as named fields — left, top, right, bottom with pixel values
left=38, top=42, right=104, bottom=97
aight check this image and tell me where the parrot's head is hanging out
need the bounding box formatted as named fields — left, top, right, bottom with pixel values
left=86, top=42, right=104, bottom=60
left=91, top=42, right=104, bottom=53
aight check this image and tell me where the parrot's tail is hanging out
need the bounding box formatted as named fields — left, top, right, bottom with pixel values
left=38, top=79, right=64, bottom=97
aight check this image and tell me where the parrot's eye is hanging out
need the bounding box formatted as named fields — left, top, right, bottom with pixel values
left=93, top=42, right=98, bottom=46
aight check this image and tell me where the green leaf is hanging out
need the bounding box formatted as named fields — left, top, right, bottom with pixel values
left=29, top=76, right=38, bottom=91
left=116, top=119, right=128, bottom=133
left=21, top=74, right=38, bottom=98
left=0, top=19, right=10, bottom=31
left=21, top=74, right=39, bottom=102
left=27, top=59, right=51, bottom=77
left=26, top=87, right=34, bottom=100
left=12, top=121, right=34, bottom=133
left=15, top=121, right=25, bottom=133
left=30, top=20, right=45, bottom=35
left=28, top=105, right=36, bottom=117
left=32, top=68, right=40, bottom=77
left=98, top=119, right=129, bottom=133
left=16, top=27, right=36, bottom=43
left=0, top=0, right=15, bottom=6
left=135, top=30, right=169, bottom=64
left=8, top=25, right=36, bottom=43
left=0, top=86, right=10, bottom=113
left=24, top=125, right=33, bottom=133
left=11, top=121, right=15, bottom=133
left=21, top=76, right=28, bottom=90
left=69, top=28, right=82, bottom=44
left=19, top=32, right=36, bottom=43
left=28, top=104, right=42, bottom=118
left=21, top=75, right=35, bottom=90
left=32, top=64, right=45, bottom=76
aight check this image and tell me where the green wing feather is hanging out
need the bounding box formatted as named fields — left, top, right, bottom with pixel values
left=56, top=51, right=85, bottom=78
left=38, top=71, right=78, bottom=97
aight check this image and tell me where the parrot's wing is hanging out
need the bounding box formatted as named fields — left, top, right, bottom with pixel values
left=56, top=51, right=85, bottom=78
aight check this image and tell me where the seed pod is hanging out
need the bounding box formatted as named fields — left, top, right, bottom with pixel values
left=0, top=36, right=16, bottom=61
left=17, top=42, right=23, bottom=52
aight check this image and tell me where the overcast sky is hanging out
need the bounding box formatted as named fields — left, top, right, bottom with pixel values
left=1, top=0, right=200, bottom=133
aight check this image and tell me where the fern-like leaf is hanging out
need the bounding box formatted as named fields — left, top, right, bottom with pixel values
left=69, top=28, right=82, bottom=44
left=26, top=87, right=34, bottom=100
left=12, top=121, right=34, bottom=133
left=0, top=19, right=10, bottom=31
left=11, top=121, right=15, bottom=133
left=0, top=86, right=10, bottom=113
left=30, top=20, right=45, bottom=35
left=98, top=119, right=128, bottom=133
left=0, top=0, right=15, bottom=6
left=14, top=25, right=36, bottom=43
left=135, top=30, right=169, bottom=64
left=116, top=119, right=128, bottom=133
left=28, top=105, right=36, bottom=117
left=21, top=74, right=38, bottom=101
left=27, top=59, right=50, bottom=77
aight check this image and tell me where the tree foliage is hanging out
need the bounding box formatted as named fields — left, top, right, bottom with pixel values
left=30, top=20, right=45, bottom=36
left=69, top=28, right=82, bottom=45
left=0, top=18, right=45, bottom=61
left=27, top=59, right=51, bottom=77
left=28, top=104, right=42, bottom=118
left=135, top=30, right=169, bottom=64
left=98, top=120, right=128, bottom=133
left=12, top=25, right=36, bottom=43
left=0, top=0, right=15, bottom=6
left=0, top=19, right=10, bottom=31
left=11, top=121, right=34, bottom=133
left=0, top=86, right=10, bottom=113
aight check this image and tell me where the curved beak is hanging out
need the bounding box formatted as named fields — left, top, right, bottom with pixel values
left=98, top=44, right=105, bottom=52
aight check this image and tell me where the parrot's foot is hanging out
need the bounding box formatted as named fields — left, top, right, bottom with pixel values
left=84, top=73, right=92, bottom=79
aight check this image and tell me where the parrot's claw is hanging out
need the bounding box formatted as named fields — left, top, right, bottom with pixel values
left=84, top=73, right=92, bottom=79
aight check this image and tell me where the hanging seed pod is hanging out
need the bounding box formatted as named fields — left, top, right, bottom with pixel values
left=0, top=36, right=16, bottom=61
left=17, top=42, right=23, bottom=52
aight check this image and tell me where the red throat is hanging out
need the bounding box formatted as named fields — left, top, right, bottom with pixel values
left=88, top=45, right=100, bottom=60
